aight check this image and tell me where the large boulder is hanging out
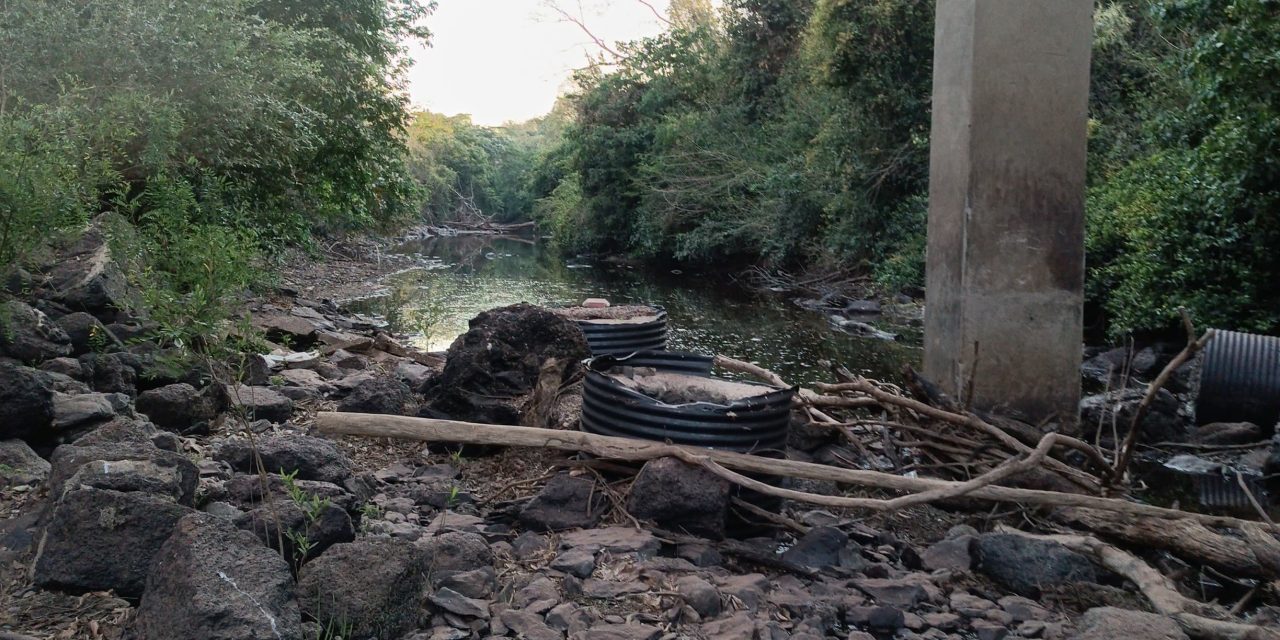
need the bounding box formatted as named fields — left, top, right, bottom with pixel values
left=136, top=383, right=220, bottom=433
left=0, top=439, right=51, bottom=486
left=55, top=312, right=123, bottom=355
left=47, top=440, right=199, bottom=505
left=215, top=433, right=352, bottom=485
left=297, top=538, right=430, bottom=639
left=423, top=304, right=589, bottom=424
left=41, top=219, right=135, bottom=316
left=626, top=457, right=731, bottom=538
left=78, top=352, right=139, bottom=396
left=132, top=514, right=304, bottom=640
left=227, top=384, right=293, bottom=423
left=50, top=391, right=122, bottom=433
left=975, top=533, right=1100, bottom=597
left=519, top=472, right=608, bottom=532
left=0, top=300, right=72, bottom=364
left=0, top=363, right=54, bottom=441
left=32, top=487, right=193, bottom=596
left=236, top=500, right=355, bottom=566
left=337, top=374, right=412, bottom=415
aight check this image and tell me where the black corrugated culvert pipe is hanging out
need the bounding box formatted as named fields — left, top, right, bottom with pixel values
left=581, top=351, right=793, bottom=453
left=555, top=305, right=668, bottom=356
left=1195, top=330, right=1280, bottom=435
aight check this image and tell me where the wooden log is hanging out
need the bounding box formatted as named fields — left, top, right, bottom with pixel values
left=1055, top=507, right=1280, bottom=579
left=314, top=412, right=1268, bottom=529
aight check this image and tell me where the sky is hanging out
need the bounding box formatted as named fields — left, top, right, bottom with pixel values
left=405, top=1, right=670, bottom=126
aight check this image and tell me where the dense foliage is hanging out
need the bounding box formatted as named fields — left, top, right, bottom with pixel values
left=533, top=0, right=1279, bottom=338
left=0, top=0, right=431, bottom=341
left=406, top=104, right=570, bottom=224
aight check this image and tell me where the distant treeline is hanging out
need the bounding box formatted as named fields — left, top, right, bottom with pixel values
left=511, top=0, right=1279, bottom=339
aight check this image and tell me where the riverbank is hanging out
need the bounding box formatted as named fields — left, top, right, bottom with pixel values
left=1, top=223, right=1278, bottom=639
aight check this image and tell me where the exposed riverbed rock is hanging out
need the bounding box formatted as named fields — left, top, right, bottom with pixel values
left=32, top=487, right=193, bottom=596
left=55, top=312, right=123, bottom=355
left=975, top=533, right=1101, bottom=597
left=47, top=439, right=199, bottom=505
left=41, top=219, right=135, bottom=317
left=519, top=472, right=608, bottom=532
left=132, top=513, right=304, bottom=640
left=423, top=304, right=589, bottom=424
left=227, top=384, right=293, bottom=423
left=336, top=374, right=413, bottom=415
left=0, top=363, right=55, bottom=441
left=0, top=300, right=72, bottom=364
left=0, top=439, right=51, bottom=486
left=215, top=433, right=353, bottom=485
left=136, top=383, right=221, bottom=433
left=1079, top=387, right=1185, bottom=444
left=297, top=538, right=430, bottom=638
left=626, top=457, right=731, bottom=538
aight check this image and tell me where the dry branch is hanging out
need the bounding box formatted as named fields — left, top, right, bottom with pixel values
left=315, top=412, right=1268, bottom=529
left=1110, top=308, right=1216, bottom=486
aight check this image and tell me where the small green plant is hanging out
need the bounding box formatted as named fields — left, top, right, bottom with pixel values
left=446, top=484, right=461, bottom=508
left=357, top=501, right=382, bottom=534
left=87, top=323, right=109, bottom=353
left=449, top=449, right=466, bottom=465
left=280, top=468, right=331, bottom=569
left=269, top=374, right=286, bottom=386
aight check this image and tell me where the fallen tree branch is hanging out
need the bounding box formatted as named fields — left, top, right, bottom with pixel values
left=1110, top=308, right=1216, bottom=486
left=315, top=413, right=1269, bottom=529
left=997, top=528, right=1280, bottom=640
left=1053, top=507, right=1280, bottom=580
left=815, top=378, right=1103, bottom=493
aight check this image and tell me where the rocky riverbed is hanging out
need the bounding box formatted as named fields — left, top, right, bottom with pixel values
left=1, top=223, right=1277, bottom=640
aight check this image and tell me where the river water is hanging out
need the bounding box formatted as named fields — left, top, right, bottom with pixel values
left=345, top=235, right=919, bottom=385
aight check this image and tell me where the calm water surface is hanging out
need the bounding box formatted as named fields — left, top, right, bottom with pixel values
left=345, top=236, right=919, bottom=385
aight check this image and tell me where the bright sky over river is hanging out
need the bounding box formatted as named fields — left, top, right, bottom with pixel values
left=405, top=1, right=669, bottom=126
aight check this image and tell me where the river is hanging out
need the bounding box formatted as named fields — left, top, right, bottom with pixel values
left=345, top=235, right=919, bottom=385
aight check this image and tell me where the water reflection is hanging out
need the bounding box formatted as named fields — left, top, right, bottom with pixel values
left=344, top=236, right=919, bottom=385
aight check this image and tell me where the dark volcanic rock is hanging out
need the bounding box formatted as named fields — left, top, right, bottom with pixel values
left=424, top=303, right=589, bottom=424
left=133, top=514, right=304, bottom=640
left=236, top=500, right=355, bottom=566
left=337, top=374, right=412, bottom=415
left=136, top=383, right=220, bottom=433
left=0, top=300, right=72, bottom=364
left=1080, top=387, right=1185, bottom=443
left=626, top=457, right=730, bottom=538
left=215, top=433, right=352, bottom=485
left=975, top=533, right=1100, bottom=597
left=0, top=439, right=51, bottom=486
left=783, top=526, right=861, bottom=570
left=417, top=531, right=494, bottom=583
left=298, top=538, right=429, bottom=639
left=48, top=440, right=199, bottom=505
left=519, top=472, right=608, bottom=532
left=227, top=384, right=293, bottom=423
left=56, top=312, right=122, bottom=355
left=0, top=363, right=55, bottom=441
left=77, top=353, right=138, bottom=396
left=41, top=220, right=135, bottom=315
left=32, top=487, right=193, bottom=597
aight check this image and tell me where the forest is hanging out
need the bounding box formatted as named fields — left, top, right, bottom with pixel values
left=1, top=0, right=1277, bottom=345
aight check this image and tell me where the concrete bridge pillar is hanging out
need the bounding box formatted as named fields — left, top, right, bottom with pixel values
left=924, top=0, right=1093, bottom=428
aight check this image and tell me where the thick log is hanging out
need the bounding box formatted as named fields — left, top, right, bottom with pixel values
left=314, top=412, right=1268, bottom=529
left=1055, top=507, right=1280, bottom=580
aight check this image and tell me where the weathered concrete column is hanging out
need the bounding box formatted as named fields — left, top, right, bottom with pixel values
left=924, top=0, right=1093, bottom=428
